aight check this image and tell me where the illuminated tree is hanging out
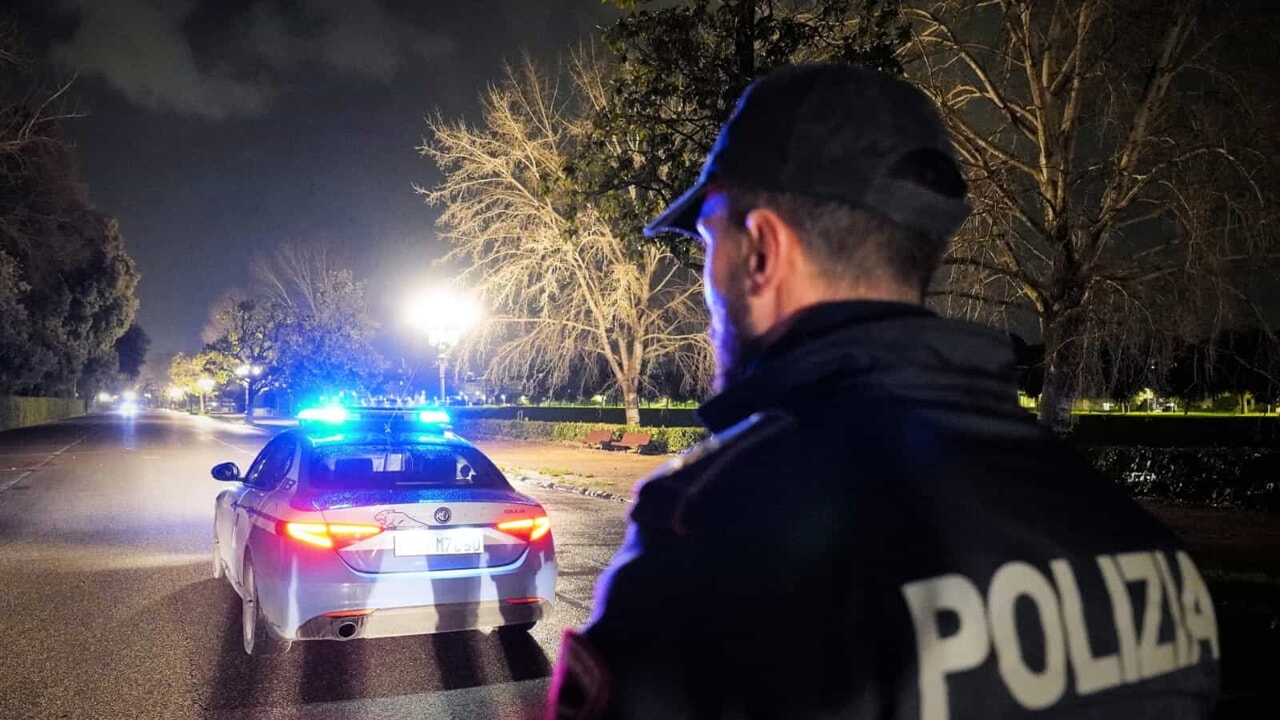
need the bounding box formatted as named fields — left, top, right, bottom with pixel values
left=200, top=293, right=286, bottom=411
left=420, top=56, right=711, bottom=425
left=167, top=352, right=203, bottom=395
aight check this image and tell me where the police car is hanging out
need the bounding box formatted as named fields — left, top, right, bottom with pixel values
left=210, top=406, right=557, bottom=655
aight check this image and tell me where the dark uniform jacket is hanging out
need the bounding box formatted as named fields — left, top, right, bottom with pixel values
left=547, top=301, right=1219, bottom=720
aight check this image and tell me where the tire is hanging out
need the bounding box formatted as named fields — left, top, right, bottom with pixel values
left=498, top=622, right=536, bottom=635
left=241, top=555, right=290, bottom=656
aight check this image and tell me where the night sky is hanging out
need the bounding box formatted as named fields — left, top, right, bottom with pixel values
left=9, top=0, right=616, bottom=362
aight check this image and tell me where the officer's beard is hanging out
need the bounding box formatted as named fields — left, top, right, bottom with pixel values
left=709, top=259, right=767, bottom=394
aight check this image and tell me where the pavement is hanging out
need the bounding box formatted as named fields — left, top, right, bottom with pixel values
left=0, top=411, right=628, bottom=720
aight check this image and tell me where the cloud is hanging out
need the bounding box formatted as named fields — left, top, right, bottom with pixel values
left=243, top=0, right=453, bottom=83
left=50, top=0, right=455, bottom=119
left=51, top=0, right=273, bottom=119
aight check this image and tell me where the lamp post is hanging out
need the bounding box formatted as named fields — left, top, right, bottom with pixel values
left=235, top=364, right=264, bottom=421
left=406, top=289, right=482, bottom=406
left=196, top=377, right=215, bottom=415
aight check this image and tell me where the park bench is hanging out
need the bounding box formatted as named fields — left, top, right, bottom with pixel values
left=610, top=432, right=653, bottom=454
left=580, top=429, right=615, bottom=449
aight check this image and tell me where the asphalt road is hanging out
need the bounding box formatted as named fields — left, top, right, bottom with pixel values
left=0, top=411, right=628, bottom=720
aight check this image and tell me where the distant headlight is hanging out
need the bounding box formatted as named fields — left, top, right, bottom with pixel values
left=119, top=401, right=139, bottom=416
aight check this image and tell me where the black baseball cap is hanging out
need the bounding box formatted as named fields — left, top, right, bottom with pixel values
left=644, top=64, right=970, bottom=240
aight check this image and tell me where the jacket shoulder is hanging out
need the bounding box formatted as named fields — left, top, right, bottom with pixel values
left=629, top=410, right=798, bottom=532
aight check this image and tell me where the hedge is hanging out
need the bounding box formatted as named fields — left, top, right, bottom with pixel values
left=452, top=419, right=1280, bottom=511
left=452, top=419, right=708, bottom=454
left=450, top=406, right=702, bottom=427
left=1083, top=446, right=1280, bottom=511
left=0, top=396, right=86, bottom=432
left=1066, top=415, right=1280, bottom=447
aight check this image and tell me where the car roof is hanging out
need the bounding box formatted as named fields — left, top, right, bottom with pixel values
left=286, top=426, right=475, bottom=450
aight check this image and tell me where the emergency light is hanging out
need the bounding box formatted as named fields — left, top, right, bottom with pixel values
left=296, top=404, right=451, bottom=428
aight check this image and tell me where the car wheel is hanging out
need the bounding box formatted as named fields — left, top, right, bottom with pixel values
left=498, top=622, right=536, bottom=635
left=212, top=538, right=224, bottom=580
left=241, top=555, right=290, bottom=656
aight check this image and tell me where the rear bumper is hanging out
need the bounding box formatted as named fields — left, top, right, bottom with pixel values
left=250, top=535, right=557, bottom=641
left=297, top=599, right=551, bottom=640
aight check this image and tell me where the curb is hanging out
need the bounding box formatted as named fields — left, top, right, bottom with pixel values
left=199, top=413, right=286, bottom=435
left=509, top=472, right=633, bottom=504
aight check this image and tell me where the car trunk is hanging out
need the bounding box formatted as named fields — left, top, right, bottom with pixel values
left=305, top=487, right=542, bottom=573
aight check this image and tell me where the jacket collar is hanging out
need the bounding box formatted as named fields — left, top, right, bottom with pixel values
left=697, top=301, right=1019, bottom=433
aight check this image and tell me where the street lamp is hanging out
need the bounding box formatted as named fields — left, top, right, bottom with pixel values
left=197, top=376, right=215, bottom=415
left=406, top=289, right=482, bottom=405
left=235, top=364, right=264, bottom=421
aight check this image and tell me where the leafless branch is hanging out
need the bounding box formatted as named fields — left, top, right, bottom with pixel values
left=419, top=55, right=711, bottom=421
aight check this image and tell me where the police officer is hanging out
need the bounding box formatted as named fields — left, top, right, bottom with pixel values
left=547, top=64, right=1219, bottom=720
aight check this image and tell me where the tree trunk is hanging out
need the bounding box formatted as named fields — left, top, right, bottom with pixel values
left=246, top=382, right=263, bottom=423
left=734, top=0, right=756, bottom=81
left=623, top=374, right=641, bottom=427
left=1038, top=312, right=1085, bottom=434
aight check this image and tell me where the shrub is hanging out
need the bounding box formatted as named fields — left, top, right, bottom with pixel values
left=1083, top=446, right=1280, bottom=511
left=456, top=419, right=1279, bottom=510
left=451, top=419, right=707, bottom=454
left=0, top=396, right=86, bottom=431
left=631, top=426, right=707, bottom=454
left=1067, top=415, right=1280, bottom=447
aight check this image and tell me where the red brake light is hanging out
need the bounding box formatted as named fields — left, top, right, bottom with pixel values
left=279, top=521, right=382, bottom=549
left=496, top=514, right=551, bottom=542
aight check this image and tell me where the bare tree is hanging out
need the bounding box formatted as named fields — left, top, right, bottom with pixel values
left=0, top=23, right=77, bottom=162
left=903, top=0, right=1276, bottom=431
left=251, top=240, right=343, bottom=315
left=419, top=56, right=711, bottom=426
left=247, top=240, right=382, bottom=398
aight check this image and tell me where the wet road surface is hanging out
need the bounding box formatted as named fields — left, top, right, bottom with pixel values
left=0, top=411, right=628, bottom=720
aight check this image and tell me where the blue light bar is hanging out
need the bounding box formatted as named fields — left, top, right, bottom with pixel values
left=298, top=407, right=349, bottom=423
left=418, top=410, right=451, bottom=424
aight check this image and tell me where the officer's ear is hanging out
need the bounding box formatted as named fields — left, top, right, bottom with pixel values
left=743, top=207, right=799, bottom=294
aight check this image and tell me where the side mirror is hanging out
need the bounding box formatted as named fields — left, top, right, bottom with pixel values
left=211, top=462, right=241, bottom=482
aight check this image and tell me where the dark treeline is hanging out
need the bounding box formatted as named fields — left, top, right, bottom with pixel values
left=0, top=27, right=141, bottom=398
left=1014, top=329, right=1280, bottom=411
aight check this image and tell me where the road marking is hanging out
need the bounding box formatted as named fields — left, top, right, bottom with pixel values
left=205, top=433, right=257, bottom=457
left=0, top=435, right=87, bottom=494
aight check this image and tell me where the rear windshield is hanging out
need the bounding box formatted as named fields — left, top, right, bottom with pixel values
left=305, top=443, right=508, bottom=490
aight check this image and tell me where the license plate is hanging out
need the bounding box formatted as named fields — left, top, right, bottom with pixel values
left=394, top=529, right=484, bottom=556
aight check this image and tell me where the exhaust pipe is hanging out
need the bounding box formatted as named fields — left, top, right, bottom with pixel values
left=337, top=622, right=358, bottom=639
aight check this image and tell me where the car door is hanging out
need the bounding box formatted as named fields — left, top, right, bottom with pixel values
left=230, top=436, right=297, bottom=585
left=216, top=450, right=269, bottom=579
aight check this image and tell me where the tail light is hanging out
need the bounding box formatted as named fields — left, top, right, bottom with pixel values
left=496, top=514, right=551, bottom=542
left=279, top=521, right=383, bottom=549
